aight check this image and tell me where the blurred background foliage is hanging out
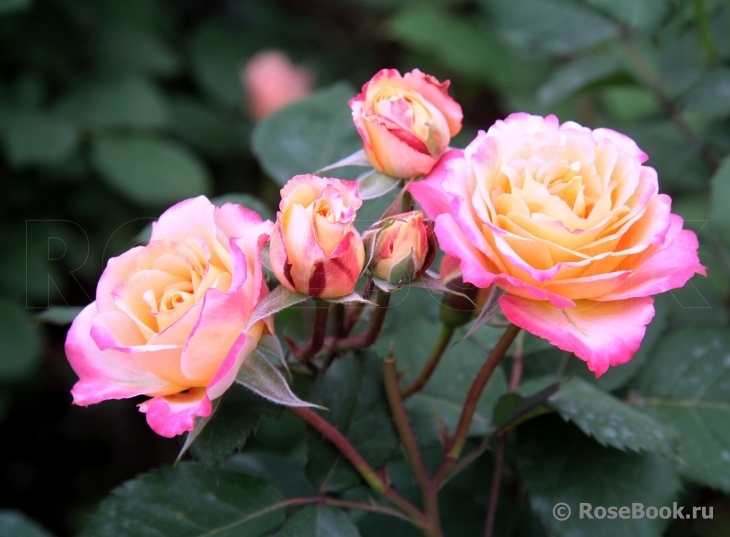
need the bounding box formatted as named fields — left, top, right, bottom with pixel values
left=1, top=0, right=730, bottom=535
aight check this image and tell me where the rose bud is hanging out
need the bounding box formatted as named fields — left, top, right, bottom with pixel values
left=437, top=255, right=479, bottom=328
left=269, top=175, right=366, bottom=298
left=349, top=69, right=463, bottom=179
left=364, top=211, right=436, bottom=286
left=241, top=50, right=313, bottom=120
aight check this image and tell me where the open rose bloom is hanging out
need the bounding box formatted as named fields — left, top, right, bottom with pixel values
left=350, top=69, right=463, bottom=179
left=411, top=113, right=706, bottom=376
left=65, top=197, right=273, bottom=437
left=270, top=175, right=366, bottom=298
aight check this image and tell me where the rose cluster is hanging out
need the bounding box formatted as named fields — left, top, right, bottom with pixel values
left=65, top=68, right=705, bottom=436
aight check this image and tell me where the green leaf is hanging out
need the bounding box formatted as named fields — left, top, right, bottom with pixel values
left=386, top=7, right=502, bottom=80
left=0, top=300, right=43, bottom=383
left=630, top=327, right=730, bottom=493
left=386, top=6, right=549, bottom=93
left=272, top=506, right=361, bottom=537
left=54, top=75, right=168, bottom=129
left=226, top=452, right=316, bottom=498
left=322, top=293, right=375, bottom=306
left=252, top=83, right=362, bottom=186
left=82, top=462, right=285, bottom=537
left=305, top=352, right=399, bottom=492
left=33, top=306, right=83, bottom=325
left=483, top=0, right=618, bottom=55
left=210, top=193, right=275, bottom=222
left=246, top=286, right=310, bottom=331
left=95, top=26, right=180, bottom=77
left=622, top=120, right=707, bottom=193
left=237, top=352, right=318, bottom=408
left=0, top=510, right=53, bottom=537
left=493, top=381, right=561, bottom=433
left=188, top=24, right=251, bottom=108
left=316, top=149, right=371, bottom=173
left=188, top=384, right=282, bottom=467
left=710, top=154, right=730, bottom=247
left=168, top=97, right=247, bottom=159
left=0, top=0, right=30, bottom=16
left=357, top=170, right=401, bottom=200
left=409, top=273, right=477, bottom=305
left=0, top=108, right=78, bottom=167
left=256, top=334, right=288, bottom=373
left=545, top=377, right=676, bottom=454
left=90, top=135, right=211, bottom=205
left=685, top=68, right=730, bottom=117
left=537, top=55, right=624, bottom=105
left=517, top=416, right=681, bottom=537
left=583, top=0, right=669, bottom=30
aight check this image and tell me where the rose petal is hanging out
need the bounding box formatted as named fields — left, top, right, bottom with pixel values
left=66, top=304, right=182, bottom=405
left=138, top=388, right=212, bottom=438
left=500, top=294, right=655, bottom=376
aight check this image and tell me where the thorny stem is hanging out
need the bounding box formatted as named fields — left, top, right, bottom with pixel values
left=434, top=324, right=521, bottom=487
left=333, top=290, right=390, bottom=351
left=269, top=496, right=412, bottom=522
left=383, top=357, right=443, bottom=537
left=400, top=326, right=455, bottom=399
left=484, top=330, right=524, bottom=537
left=297, top=299, right=330, bottom=363
left=288, top=406, right=426, bottom=526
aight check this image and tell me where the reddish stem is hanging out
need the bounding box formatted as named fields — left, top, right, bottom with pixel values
left=289, top=406, right=425, bottom=525
left=333, top=290, right=390, bottom=352
left=383, top=357, right=443, bottom=537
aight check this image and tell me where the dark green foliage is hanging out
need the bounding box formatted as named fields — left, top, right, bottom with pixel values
left=189, top=384, right=283, bottom=468
left=81, top=463, right=285, bottom=537
left=305, top=352, right=399, bottom=492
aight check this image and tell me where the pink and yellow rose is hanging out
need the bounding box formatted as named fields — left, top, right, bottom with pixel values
left=349, top=69, right=463, bottom=179
left=410, top=113, right=706, bottom=376
left=65, top=196, right=273, bottom=437
left=269, top=175, right=366, bottom=298
left=364, top=211, right=436, bottom=286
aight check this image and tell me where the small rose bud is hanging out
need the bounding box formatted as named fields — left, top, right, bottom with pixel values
left=437, top=255, right=479, bottom=328
left=269, top=175, right=366, bottom=298
left=364, top=211, right=436, bottom=286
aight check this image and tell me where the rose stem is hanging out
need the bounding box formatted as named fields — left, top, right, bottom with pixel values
left=383, top=356, right=443, bottom=537
left=433, top=323, right=521, bottom=487
left=297, top=299, right=330, bottom=363
left=484, top=329, right=524, bottom=537
left=333, top=289, right=390, bottom=351
left=289, top=406, right=426, bottom=527
left=266, top=496, right=412, bottom=522
left=318, top=303, right=347, bottom=371
left=344, top=276, right=374, bottom=334
left=332, top=303, right=346, bottom=338
left=400, top=325, right=455, bottom=399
